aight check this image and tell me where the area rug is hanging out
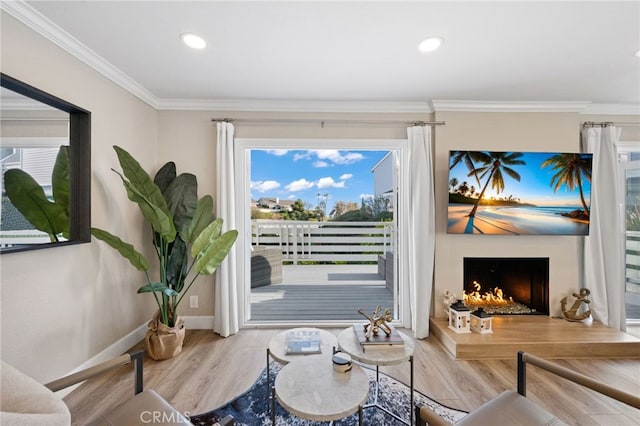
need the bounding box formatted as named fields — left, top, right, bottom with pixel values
left=190, top=362, right=467, bottom=426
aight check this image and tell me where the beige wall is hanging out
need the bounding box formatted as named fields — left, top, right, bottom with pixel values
left=1, top=14, right=158, bottom=382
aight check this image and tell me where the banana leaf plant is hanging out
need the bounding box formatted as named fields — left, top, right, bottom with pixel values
left=3, top=146, right=70, bottom=242
left=91, top=146, right=238, bottom=327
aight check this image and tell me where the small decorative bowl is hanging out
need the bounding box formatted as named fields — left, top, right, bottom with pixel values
left=332, top=352, right=352, bottom=373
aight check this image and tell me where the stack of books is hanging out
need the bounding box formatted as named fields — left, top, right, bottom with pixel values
left=352, top=324, right=405, bottom=354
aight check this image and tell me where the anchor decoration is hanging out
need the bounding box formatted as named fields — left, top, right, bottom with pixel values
left=357, top=305, right=392, bottom=339
left=560, top=288, right=591, bottom=322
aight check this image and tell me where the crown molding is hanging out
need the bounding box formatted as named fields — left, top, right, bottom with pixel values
left=0, top=0, right=160, bottom=109
left=156, top=98, right=434, bottom=113
left=431, top=100, right=593, bottom=113
left=580, top=103, right=640, bottom=116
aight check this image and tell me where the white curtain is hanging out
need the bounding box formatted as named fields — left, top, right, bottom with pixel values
left=581, top=126, right=626, bottom=331
left=214, top=122, right=240, bottom=337
left=403, top=126, right=436, bottom=338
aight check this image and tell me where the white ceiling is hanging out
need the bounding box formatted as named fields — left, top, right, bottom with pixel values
left=9, top=1, right=640, bottom=112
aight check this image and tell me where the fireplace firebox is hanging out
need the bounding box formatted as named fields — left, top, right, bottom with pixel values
left=463, top=257, right=549, bottom=315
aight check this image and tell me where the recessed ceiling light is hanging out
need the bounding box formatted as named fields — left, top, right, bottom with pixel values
left=636, top=49, right=640, bottom=57
left=418, top=36, right=443, bottom=53
left=181, top=33, right=206, bottom=50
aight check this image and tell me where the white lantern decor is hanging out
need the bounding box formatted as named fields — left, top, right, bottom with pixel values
left=470, top=307, right=493, bottom=334
left=448, top=300, right=471, bottom=334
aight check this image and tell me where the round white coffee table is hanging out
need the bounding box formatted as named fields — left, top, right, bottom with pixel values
left=272, top=355, right=369, bottom=425
left=266, top=328, right=338, bottom=418
left=338, top=326, right=415, bottom=425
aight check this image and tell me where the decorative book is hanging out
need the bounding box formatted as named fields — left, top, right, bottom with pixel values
left=285, top=330, right=322, bottom=355
left=352, top=324, right=405, bottom=349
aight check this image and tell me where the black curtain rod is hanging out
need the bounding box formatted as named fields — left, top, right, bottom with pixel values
left=582, top=121, right=640, bottom=128
left=210, top=118, right=445, bottom=127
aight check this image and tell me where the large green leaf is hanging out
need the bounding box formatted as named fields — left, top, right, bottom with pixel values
left=191, top=218, right=223, bottom=257
left=137, top=282, right=179, bottom=297
left=185, top=195, right=214, bottom=244
left=52, top=145, right=70, bottom=217
left=115, top=171, right=177, bottom=242
left=91, top=227, right=150, bottom=271
left=113, top=146, right=172, bottom=220
left=165, top=237, right=188, bottom=292
left=193, top=230, right=238, bottom=275
left=4, top=168, right=67, bottom=241
left=153, top=161, right=176, bottom=194
left=164, top=173, right=198, bottom=238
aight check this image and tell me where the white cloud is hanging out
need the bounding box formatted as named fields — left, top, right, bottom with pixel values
left=317, top=177, right=335, bottom=189
left=286, top=178, right=315, bottom=192
left=313, top=161, right=329, bottom=168
left=359, top=193, right=374, bottom=200
left=293, top=152, right=310, bottom=161
left=317, top=177, right=346, bottom=189
left=288, top=194, right=296, bottom=199
left=266, top=149, right=289, bottom=156
left=251, top=180, right=280, bottom=192
left=339, top=173, right=353, bottom=180
left=292, top=150, right=364, bottom=165
left=313, top=150, right=364, bottom=165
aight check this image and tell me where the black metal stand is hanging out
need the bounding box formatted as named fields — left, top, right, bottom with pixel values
left=361, top=355, right=414, bottom=425
left=266, top=348, right=272, bottom=416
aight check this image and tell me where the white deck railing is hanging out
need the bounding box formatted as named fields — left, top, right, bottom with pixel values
left=251, top=220, right=393, bottom=264
left=627, top=231, right=640, bottom=288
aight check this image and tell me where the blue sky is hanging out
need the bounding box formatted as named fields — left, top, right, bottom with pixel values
left=448, top=151, right=592, bottom=207
left=251, top=149, right=388, bottom=209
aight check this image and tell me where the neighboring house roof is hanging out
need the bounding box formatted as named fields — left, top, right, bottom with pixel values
left=1, top=196, right=35, bottom=231
left=256, top=197, right=294, bottom=207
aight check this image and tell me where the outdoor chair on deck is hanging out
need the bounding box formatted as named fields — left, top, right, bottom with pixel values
left=251, top=245, right=283, bottom=287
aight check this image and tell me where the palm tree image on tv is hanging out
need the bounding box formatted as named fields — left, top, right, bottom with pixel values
left=467, top=152, right=525, bottom=218
left=447, top=150, right=592, bottom=235
left=541, top=153, right=592, bottom=219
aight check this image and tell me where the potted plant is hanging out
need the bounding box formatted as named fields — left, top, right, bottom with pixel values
left=91, top=146, right=237, bottom=360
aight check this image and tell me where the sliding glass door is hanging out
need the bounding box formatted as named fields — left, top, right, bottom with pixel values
left=623, top=158, right=640, bottom=326
left=234, top=138, right=407, bottom=327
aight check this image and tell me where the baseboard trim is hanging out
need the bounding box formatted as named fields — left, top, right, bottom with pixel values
left=183, top=315, right=214, bottom=330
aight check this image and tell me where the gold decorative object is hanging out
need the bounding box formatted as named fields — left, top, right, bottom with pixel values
left=357, top=306, right=392, bottom=339
left=561, top=288, right=592, bottom=322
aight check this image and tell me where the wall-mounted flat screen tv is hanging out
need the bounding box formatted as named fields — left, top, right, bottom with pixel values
left=447, top=151, right=592, bottom=235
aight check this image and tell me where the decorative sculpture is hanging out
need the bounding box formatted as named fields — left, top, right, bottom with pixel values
left=442, top=289, right=458, bottom=313
left=560, top=288, right=592, bottom=322
left=357, top=306, right=392, bottom=339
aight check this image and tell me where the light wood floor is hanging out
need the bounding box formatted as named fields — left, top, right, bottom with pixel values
left=64, top=329, right=640, bottom=426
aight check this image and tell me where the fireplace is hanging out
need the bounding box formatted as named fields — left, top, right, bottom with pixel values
left=463, top=257, right=549, bottom=315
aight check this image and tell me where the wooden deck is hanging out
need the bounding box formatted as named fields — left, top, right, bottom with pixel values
left=249, top=264, right=393, bottom=323
left=430, top=315, right=640, bottom=360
